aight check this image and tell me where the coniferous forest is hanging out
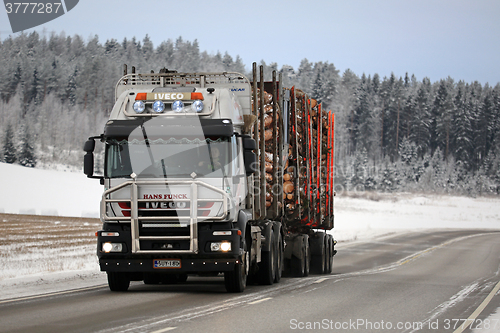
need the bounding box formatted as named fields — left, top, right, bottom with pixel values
left=0, top=32, right=499, bottom=196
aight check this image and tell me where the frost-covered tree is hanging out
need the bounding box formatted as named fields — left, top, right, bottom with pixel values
left=378, top=159, right=399, bottom=192
left=2, top=123, right=17, bottom=164
left=65, top=67, right=78, bottom=106
left=432, top=79, right=455, bottom=159
left=409, top=80, right=432, bottom=158
left=18, top=125, right=36, bottom=167
left=451, top=83, right=473, bottom=169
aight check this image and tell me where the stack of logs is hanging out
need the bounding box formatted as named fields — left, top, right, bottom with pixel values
left=253, top=89, right=282, bottom=209
left=290, top=88, right=333, bottom=221
left=253, top=88, right=332, bottom=223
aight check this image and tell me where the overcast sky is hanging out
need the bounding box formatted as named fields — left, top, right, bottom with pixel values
left=1, top=0, right=499, bottom=85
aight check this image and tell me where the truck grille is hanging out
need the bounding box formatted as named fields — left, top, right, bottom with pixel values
left=101, top=179, right=229, bottom=254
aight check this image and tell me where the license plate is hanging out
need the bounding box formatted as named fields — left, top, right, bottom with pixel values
left=153, top=259, right=181, bottom=269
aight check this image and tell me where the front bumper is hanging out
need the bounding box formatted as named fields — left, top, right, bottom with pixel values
left=100, top=257, right=239, bottom=273
left=97, top=223, right=243, bottom=273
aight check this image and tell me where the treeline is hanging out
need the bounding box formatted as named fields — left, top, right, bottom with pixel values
left=0, top=31, right=499, bottom=195
left=0, top=32, right=245, bottom=166
left=256, top=59, right=500, bottom=195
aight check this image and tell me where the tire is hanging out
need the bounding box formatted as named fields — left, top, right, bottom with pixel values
left=290, top=253, right=304, bottom=277
left=291, top=235, right=306, bottom=277
left=273, top=231, right=283, bottom=283
left=304, top=235, right=310, bottom=277
left=225, top=241, right=248, bottom=293
left=258, top=230, right=275, bottom=285
left=310, top=232, right=326, bottom=274
left=326, top=235, right=334, bottom=274
left=107, top=272, right=130, bottom=291
left=322, top=236, right=328, bottom=274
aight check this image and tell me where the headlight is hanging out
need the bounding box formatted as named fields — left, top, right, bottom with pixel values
left=152, top=100, right=165, bottom=113
left=211, top=241, right=231, bottom=252
left=102, top=242, right=123, bottom=253
left=220, top=242, right=231, bottom=252
left=133, top=100, right=145, bottom=113
left=172, top=100, right=184, bottom=112
left=191, top=100, right=204, bottom=113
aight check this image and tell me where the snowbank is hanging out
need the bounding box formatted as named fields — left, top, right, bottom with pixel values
left=333, top=193, right=500, bottom=243
left=0, top=162, right=102, bottom=217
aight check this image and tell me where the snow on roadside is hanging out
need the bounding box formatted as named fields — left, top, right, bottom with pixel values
left=0, top=162, right=102, bottom=218
left=332, top=193, right=500, bottom=244
left=0, top=270, right=107, bottom=301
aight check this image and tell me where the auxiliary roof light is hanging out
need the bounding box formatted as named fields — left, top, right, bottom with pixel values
left=133, top=100, right=145, bottom=113
left=172, top=100, right=184, bottom=113
left=191, top=100, right=204, bottom=113
left=152, top=100, right=165, bottom=113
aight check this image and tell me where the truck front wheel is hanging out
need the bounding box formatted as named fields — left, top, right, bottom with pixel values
left=107, top=272, right=130, bottom=292
left=224, top=242, right=248, bottom=292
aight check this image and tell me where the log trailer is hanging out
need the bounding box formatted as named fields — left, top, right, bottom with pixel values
left=84, top=63, right=336, bottom=292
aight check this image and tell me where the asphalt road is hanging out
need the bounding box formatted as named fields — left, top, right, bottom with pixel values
left=1, top=229, right=500, bottom=333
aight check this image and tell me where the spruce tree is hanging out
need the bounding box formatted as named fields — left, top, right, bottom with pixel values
left=432, top=80, right=455, bottom=159
left=451, top=84, right=473, bottom=169
left=18, top=125, right=36, bottom=167
left=2, top=123, right=17, bottom=164
left=66, top=68, right=78, bottom=106
left=409, top=81, right=432, bottom=158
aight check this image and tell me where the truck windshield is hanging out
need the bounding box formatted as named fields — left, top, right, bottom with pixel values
left=105, top=136, right=231, bottom=179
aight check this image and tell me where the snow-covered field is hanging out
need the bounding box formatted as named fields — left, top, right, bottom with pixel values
left=0, top=162, right=499, bottom=320
left=0, top=162, right=102, bottom=218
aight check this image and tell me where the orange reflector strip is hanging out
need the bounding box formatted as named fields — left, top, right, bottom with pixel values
left=135, top=93, right=147, bottom=100
left=95, top=232, right=98, bottom=237
left=237, top=230, right=242, bottom=236
left=191, top=92, right=204, bottom=100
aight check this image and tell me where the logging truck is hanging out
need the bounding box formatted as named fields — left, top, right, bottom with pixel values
left=83, top=63, right=336, bottom=292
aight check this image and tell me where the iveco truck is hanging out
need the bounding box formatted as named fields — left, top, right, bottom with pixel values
left=84, top=63, right=336, bottom=292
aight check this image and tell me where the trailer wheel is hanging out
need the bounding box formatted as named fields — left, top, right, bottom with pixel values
left=225, top=241, right=248, bottom=292
left=291, top=235, right=308, bottom=277
left=290, top=252, right=304, bottom=277
left=326, top=235, right=334, bottom=274
left=107, top=272, right=130, bottom=291
left=323, top=236, right=329, bottom=274
left=304, top=235, right=310, bottom=277
left=310, top=232, right=326, bottom=274
left=273, top=231, right=283, bottom=283
left=258, top=230, right=275, bottom=285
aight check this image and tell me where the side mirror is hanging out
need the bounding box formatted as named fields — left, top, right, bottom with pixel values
left=241, top=135, right=257, bottom=176
left=83, top=136, right=103, bottom=182
left=242, top=135, right=256, bottom=150
left=244, top=151, right=257, bottom=175
left=83, top=139, right=95, bottom=153
left=84, top=152, right=94, bottom=177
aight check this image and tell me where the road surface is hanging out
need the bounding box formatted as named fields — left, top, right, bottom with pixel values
left=1, top=229, right=500, bottom=333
